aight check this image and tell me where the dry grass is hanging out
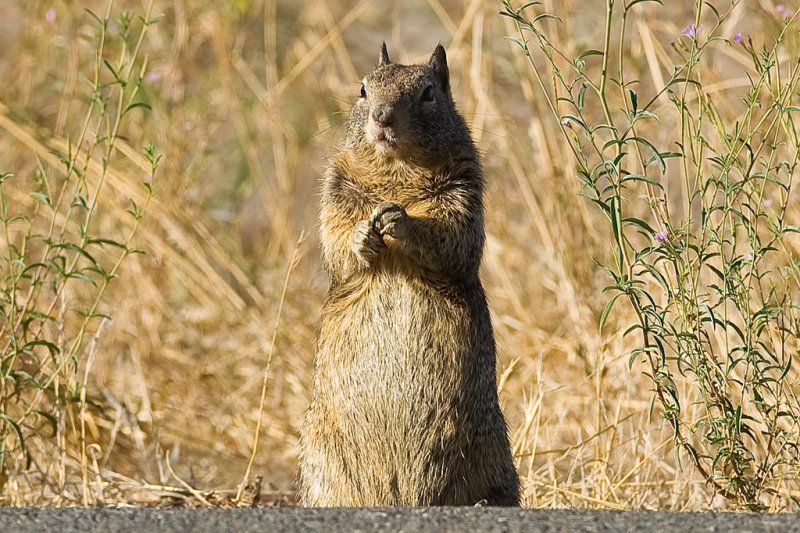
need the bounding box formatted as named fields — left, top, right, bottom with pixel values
left=0, top=0, right=798, bottom=510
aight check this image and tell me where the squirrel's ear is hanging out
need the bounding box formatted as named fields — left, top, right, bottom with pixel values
left=378, top=42, right=391, bottom=66
left=429, top=44, right=450, bottom=95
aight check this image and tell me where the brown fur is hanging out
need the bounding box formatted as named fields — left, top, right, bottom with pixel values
left=298, top=44, right=520, bottom=507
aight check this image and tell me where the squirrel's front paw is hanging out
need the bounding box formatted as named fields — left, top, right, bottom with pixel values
left=351, top=219, right=386, bottom=267
left=371, top=202, right=408, bottom=240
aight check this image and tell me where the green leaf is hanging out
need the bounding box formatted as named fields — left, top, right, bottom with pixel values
left=632, top=110, right=660, bottom=123
left=578, top=49, right=604, bottom=60
left=623, top=216, right=654, bottom=235
left=668, top=77, right=701, bottom=87
left=499, top=12, right=525, bottom=23
left=72, top=194, right=89, bottom=209
left=609, top=196, right=624, bottom=271
left=704, top=1, right=720, bottom=21
left=626, top=0, right=663, bottom=8
left=53, top=242, right=98, bottom=266
left=577, top=82, right=588, bottom=111
left=103, top=59, right=121, bottom=82
left=87, top=238, right=127, bottom=250
left=531, top=13, right=561, bottom=24
left=561, top=114, right=590, bottom=133
left=518, top=1, right=543, bottom=11
left=33, top=410, right=58, bottom=437
left=65, top=271, right=98, bottom=286
left=503, top=36, right=528, bottom=53
left=0, top=414, right=31, bottom=469
left=21, top=340, right=60, bottom=358
left=29, top=192, right=52, bottom=206
left=780, top=358, right=792, bottom=380
left=124, top=101, right=152, bottom=114
left=620, top=173, right=663, bottom=189
left=631, top=137, right=667, bottom=172
left=599, top=292, right=623, bottom=333
left=83, top=8, right=106, bottom=28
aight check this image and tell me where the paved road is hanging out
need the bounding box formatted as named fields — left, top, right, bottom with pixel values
left=2, top=507, right=799, bottom=532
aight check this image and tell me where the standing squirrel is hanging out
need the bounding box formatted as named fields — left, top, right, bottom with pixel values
left=299, top=44, right=520, bottom=506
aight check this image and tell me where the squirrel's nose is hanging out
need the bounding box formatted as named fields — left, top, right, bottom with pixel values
left=371, top=104, right=394, bottom=127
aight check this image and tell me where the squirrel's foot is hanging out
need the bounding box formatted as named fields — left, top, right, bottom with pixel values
left=351, top=219, right=386, bottom=267
left=371, top=202, right=408, bottom=241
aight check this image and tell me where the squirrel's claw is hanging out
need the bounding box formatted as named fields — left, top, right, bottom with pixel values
left=371, top=201, right=408, bottom=240
left=351, top=219, right=386, bottom=267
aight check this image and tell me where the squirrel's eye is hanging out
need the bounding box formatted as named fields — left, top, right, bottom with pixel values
left=360, top=84, right=367, bottom=98
left=421, top=85, right=434, bottom=102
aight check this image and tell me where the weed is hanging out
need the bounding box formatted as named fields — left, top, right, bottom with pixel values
left=0, top=1, right=158, bottom=503
left=501, top=0, right=800, bottom=509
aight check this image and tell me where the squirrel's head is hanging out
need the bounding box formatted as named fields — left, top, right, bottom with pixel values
left=346, top=44, right=468, bottom=164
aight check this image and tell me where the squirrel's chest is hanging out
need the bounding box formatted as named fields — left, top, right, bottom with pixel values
left=343, top=176, right=443, bottom=219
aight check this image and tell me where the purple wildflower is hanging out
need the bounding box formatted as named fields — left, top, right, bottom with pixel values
left=45, top=8, right=56, bottom=24
left=776, top=4, right=794, bottom=18
left=654, top=230, right=669, bottom=243
left=145, top=69, right=162, bottom=83
left=681, top=24, right=701, bottom=38
left=143, top=173, right=153, bottom=184
left=560, top=117, right=573, bottom=129
left=732, top=32, right=743, bottom=44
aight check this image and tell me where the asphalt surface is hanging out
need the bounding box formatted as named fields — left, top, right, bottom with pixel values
left=2, top=507, right=800, bottom=532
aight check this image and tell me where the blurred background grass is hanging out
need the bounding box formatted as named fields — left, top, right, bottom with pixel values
left=0, top=0, right=796, bottom=509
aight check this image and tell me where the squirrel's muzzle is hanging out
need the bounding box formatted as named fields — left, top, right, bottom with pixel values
left=371, top=104, right=395, bottom=127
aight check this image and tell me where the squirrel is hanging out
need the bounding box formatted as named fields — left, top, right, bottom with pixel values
left=298, top=43, right=520, bottom=507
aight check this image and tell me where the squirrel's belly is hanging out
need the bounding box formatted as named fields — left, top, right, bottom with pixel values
left=319, top=273, right=471, bottom=361
left=314, top=274, right=473, bottom=500
left=317, top=273, right=473, bottom=416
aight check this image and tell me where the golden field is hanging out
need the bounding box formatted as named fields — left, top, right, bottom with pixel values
left=1, top=0, right=799, bottom=509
